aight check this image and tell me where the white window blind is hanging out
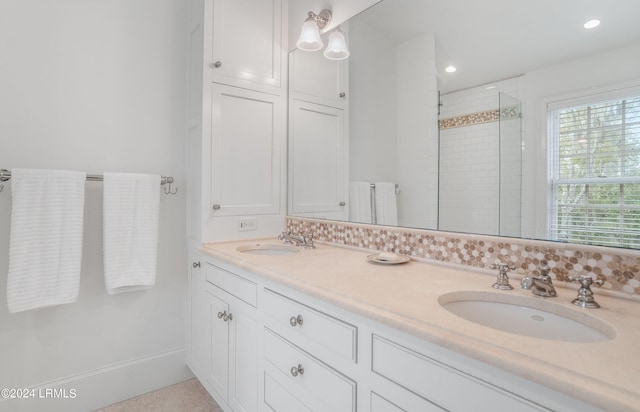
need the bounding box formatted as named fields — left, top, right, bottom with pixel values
left=548, top=92, right=640, bottom=249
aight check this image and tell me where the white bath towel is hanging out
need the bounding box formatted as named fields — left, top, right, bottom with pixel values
left=349, top=182, right=372, bottom=224
left=374, top=182, right=398, bottom=226
left=103, top=173, right=160, bottom=295
left=7, top=169, right=86, bottom=313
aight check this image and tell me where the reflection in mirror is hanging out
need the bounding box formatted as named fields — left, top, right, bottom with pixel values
left=288, top=0, right=640, bottom=249
left=439, top=89, right=522, bottom=237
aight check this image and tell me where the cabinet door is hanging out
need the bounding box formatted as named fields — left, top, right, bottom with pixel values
left=289, top=99, right=348, bottom=218
left=229, top=301, right=259, bottom=412
left=206, top=288, right=230, bottom=401
left=210, top=0, right=282, bottom=90
left=187, top=256, right=208, bottom=376
left=210, top=84, right=283, bottom=217
left=289, top=48, right=348, bottom=107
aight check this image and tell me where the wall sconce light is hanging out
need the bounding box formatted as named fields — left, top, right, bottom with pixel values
left=323, top=29, right=350, bottom=60
left=296, top=9, right=332, bottom=52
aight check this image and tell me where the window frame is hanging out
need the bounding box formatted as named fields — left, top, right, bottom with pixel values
left=547, top=86, right=640, bottom=248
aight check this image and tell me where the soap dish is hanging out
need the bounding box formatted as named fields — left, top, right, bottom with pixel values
left=366, top=254, right=410, bottom=265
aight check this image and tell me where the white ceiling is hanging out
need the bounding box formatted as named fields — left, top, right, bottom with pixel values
left=356, top=0, right=640, bottom=92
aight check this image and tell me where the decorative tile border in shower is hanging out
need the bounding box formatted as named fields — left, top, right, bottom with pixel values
left=439, top=106, right=520, bottom=129
left=286, top=217, right=640, bottom=300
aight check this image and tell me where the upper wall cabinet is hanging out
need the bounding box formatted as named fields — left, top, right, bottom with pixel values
left=209, top=0, right=284, bottom=93
left=289, top=47, right=348, bottom=108
left=188, top=0, right=288, bottom=244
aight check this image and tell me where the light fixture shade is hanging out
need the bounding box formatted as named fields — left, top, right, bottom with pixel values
left=323, top=30, right=350, bottom=60
left=296, top=20, right=323, bottom=51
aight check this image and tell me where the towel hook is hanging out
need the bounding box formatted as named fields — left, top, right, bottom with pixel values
left=163, top=182, right=178, bottom=195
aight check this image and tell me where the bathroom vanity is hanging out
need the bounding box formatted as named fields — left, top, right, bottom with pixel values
left=186, top=239, right=640, bottom=412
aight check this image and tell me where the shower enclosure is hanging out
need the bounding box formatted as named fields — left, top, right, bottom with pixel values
left=438, top=91, right=522, bottom=237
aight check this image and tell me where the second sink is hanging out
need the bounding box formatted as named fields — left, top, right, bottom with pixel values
left=439, top=291, right=615, bottom=343
left=236, top=243, right=300, bottom=256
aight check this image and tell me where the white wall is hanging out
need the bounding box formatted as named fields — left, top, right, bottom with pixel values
left=349, top=19, right=397, bottom=182
left=0, top=1, right=191, bottom=410
left=396, top=34, right=439, bottom=229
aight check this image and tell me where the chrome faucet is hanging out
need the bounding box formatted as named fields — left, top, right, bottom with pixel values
left=521, top=266, right=557, bottom=297
left=278, top=232, right=315, bottom=249
left=568, top=275, right=603, bottom=308
left=490, top=263, right=516, bottom=290
left=278, top=231, right=305, bottom=246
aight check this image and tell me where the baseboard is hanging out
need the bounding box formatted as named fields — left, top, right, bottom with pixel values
left=0, top=348, right=194, bottom=412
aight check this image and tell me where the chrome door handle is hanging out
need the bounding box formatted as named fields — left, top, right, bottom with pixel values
left=290, top=364, right=304, bottom=377
left=289, top=314, right=304, bottom=327
left=218, top=311, right=232, bottom=321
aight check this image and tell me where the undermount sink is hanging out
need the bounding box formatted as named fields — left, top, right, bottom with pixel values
left=236, top=243, right=300, bottom=256
left=439, top=291, right=616, bottom=343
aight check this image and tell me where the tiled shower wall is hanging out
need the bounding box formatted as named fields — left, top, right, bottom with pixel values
left=286, top=216, right=640, bottom=301
left=439, top=76, right=525, bottom=236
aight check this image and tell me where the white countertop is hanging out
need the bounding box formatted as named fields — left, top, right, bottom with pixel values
left=199, top=239, right=640, bottom=412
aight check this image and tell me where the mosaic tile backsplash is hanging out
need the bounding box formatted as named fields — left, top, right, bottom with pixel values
left=439, top=106, right=520, bottom=130
left=286, top=217, right=640, bottom=300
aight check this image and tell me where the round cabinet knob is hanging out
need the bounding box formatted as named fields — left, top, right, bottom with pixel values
left=218, top=311, right=224, bottom=319
left=290, top=364, right=304, bottom=377
left=192, top=262, right=201, bottom=269
left=289, top=315, right=304, bottom=327
left=212, top=204, right=221, bottom=211
left=339, top=201, right=346, bottom=206
left=339, top=92, right=346, bottom=98
left=213, top=61, right=222, bottom=68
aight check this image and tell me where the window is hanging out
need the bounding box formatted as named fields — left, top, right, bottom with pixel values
left=548, top=91, right=640, bottom=248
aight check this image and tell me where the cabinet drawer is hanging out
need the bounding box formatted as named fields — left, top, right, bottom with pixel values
left=371, top=335, right=546, bottom=412
left=370, top=387, right=444, bottom=412
left=264, top=371, right=312, bottom=412
left=264, top=328, right=356, bottom=412
left=371, top=392, right=404, bottom=412
left=206, top=264, right=257, bottom=307
left=263, top=289, right=357, bottom=363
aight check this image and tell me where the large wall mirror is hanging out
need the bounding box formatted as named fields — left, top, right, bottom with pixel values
left=288, top=0, right=640, bottom=249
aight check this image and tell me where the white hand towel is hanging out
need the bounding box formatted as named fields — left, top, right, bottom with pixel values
left=7, top=169, right=86, bottom=313
left=349, top=182, right=372, bottom=224
left=103, top=173, right=160, bottom=295
left=374, top=182, right=398, bottom=226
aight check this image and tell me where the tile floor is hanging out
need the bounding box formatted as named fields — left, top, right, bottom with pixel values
left=95, top=378, right=222, bottom=412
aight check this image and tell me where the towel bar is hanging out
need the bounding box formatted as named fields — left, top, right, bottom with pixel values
left=0, top=169, right=173, bottom=186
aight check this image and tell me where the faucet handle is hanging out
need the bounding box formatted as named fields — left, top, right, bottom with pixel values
left=278, top=231, right=292, bottom=244
left=568, top=275, right=603, bottom=287
left=539, top=265, right=551, bottom=276
left=303, top=233, right=315, bottom=249
left=490, top=263, right=516, bottom=272
left=568, top=275, right=603, bottom=308
left=490, top=263, right=515, bottom=290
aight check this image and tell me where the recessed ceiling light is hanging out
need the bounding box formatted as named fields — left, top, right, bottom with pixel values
left=445, top=65, right=457, bottom=73
left=583, top=19, right=600, bottom=29
left=485, top=85, right=496, bottom=90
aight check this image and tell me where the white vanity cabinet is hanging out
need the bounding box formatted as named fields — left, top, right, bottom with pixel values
left=187, top=259, right=260, bottom=412
left=189, top=253, right=603, bottom=412
left=261, top=289, right=358, bottom=412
